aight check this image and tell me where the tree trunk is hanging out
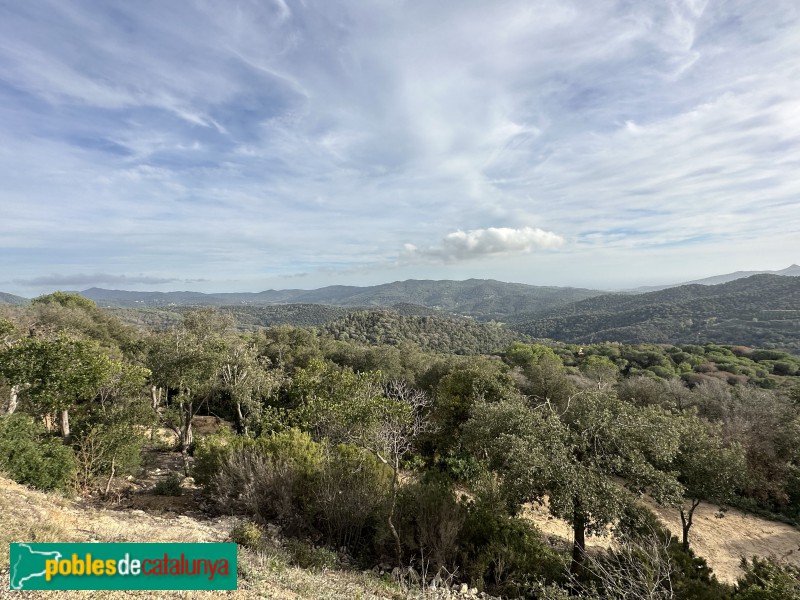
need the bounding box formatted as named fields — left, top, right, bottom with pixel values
left=180, top=397, right=193, bottom=476
left=6, top=384, right=19, bottom=416
left=104, top=456, right=116, bottom=496
left=150, top=385, right=162, bottom=411
left=235, top=401, right=247, bottom=436
left=59, top=409, right=71, bottom=438
left=570, top=497, right=587, bottom=578
left=388, top=463, right=403, bottom=568
left=680, top=499, right=701, bottom=551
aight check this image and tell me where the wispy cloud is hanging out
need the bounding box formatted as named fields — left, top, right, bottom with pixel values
left=1, top=0, right=798, bottom=293
left=402, top=227, right=564, bottom=263
left=14, top=274, right=181, bottom=287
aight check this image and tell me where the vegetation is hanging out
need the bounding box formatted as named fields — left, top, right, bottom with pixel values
left=510, top=275, right=800, bottom=352
left=1, top=290, right=799, bottom=597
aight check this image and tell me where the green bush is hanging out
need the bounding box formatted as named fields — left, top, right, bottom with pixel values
left=458, top=491, right=565, bottom=595
left=284, top=539, right=339, bottom=571
left=207, top=428, right=323, bottom=533
left=395, top=477, right=466, bottom=573
left=192, top=429, right=235, bottom=486
left=230, top=520, right=264, bottom=550
left=313, top=444, right=391, bottom=554
left=735, top=556, right=800, bottom=600
left=153, top=473, right=183, bottom=496
left=0, top=413, right=77, bottom=492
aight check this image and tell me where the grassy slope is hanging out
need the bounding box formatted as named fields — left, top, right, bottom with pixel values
left=0, top=475, right=404, bottom=600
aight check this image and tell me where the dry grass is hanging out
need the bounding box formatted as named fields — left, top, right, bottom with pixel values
left=647, top=499, right=800, bottom=584
left=522, top=495, right=800, bottom=584
left=0, top=476, right=405, bottom=599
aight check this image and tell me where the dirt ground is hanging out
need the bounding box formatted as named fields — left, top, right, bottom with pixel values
left=524, top=497, right=800, bottom=584
left=0, top=473, right=405, bottom=600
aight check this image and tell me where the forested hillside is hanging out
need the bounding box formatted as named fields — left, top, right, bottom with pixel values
left=0, top=292, right=27, bottom=305
left=323, top=310, right=533, bottom=354
left=510, top=274, right=800, bottom=351
left=75, top=279, right=602, bottom=319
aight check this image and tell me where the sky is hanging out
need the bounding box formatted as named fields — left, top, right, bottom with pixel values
left=1, top=0, right=799, bottom=297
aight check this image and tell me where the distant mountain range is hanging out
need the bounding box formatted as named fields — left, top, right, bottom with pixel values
left=630, top=264, right=800, bottom=292
left=509, top=274, right=800, bottom=351
left=0, top=292, right=27, bottom=305
left=68, top=279, right=604, bottom=320
left=2, top=271, right=798, bottom=352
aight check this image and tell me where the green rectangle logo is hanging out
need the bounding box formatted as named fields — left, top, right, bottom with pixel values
left=10, top=543, right=237, bottom=591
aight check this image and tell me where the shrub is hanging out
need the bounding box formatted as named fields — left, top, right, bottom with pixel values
left=735, top=556, right=800, bottom=600
left=458, top=489, right=565, bottom=595
left=192, top=429, right=235, bottom=486
left=284, top=539, right=339, bottom=571
left=0, top=413, right=77, bottom=492
left=230, top=520, right=264, bottom=550
left=153, top=473, right=183, bottom=496
left=208, top=429, right=323, bottom=533
left=395, top=477, right=466, bottom=573
left=313, top=444, right=391, bottom=554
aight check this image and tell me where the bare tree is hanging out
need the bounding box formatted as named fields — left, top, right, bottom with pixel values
left=372, top=380, right=431, bottom=568
left=571, top=528, right=675, bottom=600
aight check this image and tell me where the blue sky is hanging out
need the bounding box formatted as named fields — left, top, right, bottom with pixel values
left=1, top=0, right=798, bottom=296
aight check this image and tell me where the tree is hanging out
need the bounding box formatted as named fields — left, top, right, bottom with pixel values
left=674, top=416, right=747, bottom=550
left=219, top=337, right=279, bottom=435
left=579, top=355, right=619, bottom=389
left=0, top=318, right=21, bottom=415
left=73, top=361, right=152, bottom=493
left=463, top=390, right=684, bottom=576
left=290, top=360, right=430, bottom=567
left=3, top=334, right=114, bottom=437
left=505, top=343, right=575, bottom=405
left=147, top=308, right=230, bottom=473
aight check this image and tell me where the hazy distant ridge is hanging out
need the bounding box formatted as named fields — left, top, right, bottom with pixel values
left=509, top=274, right=800, bottom=351
left=76, top=279, right=603, bottom=320
left=631, top=264, right=800, bottom=292
left=0, top=292, right=28, bottom=305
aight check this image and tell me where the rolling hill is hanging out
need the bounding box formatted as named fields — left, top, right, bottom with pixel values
left=631, top=263, right=800, bottom=292
left=508, top=274, right=800, bottom=351
left=0, top=292, right=28, bottom=305
left=77, top=279, right=603, bottom=320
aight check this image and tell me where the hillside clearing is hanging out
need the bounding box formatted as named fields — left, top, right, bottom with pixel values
left=524, top=497, right=800, bottom=584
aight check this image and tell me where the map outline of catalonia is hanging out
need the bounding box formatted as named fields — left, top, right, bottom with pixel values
left=10, top=543, right=62, bottom=590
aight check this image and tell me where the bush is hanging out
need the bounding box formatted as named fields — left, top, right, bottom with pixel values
left=0, top=413, right=77, bottom=492
left=230, top=520, right=264, bottom=550
left=284, top=539, right=339, bottom=571
left=207, top=428, right=323, bottom=533
left=313, top=444, right=391, bottom=554
left=153, top=473, right=183, bottom=496
left=735, top=556, right=800, bottom=600
left=458, top=489, right=566, bottom=595
left=192, top=429, right=235, bottom=486
left=395, top=477, right=466, bottom=573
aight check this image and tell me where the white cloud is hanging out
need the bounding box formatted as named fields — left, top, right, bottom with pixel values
left=402, top=227, right=564, bottom=262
